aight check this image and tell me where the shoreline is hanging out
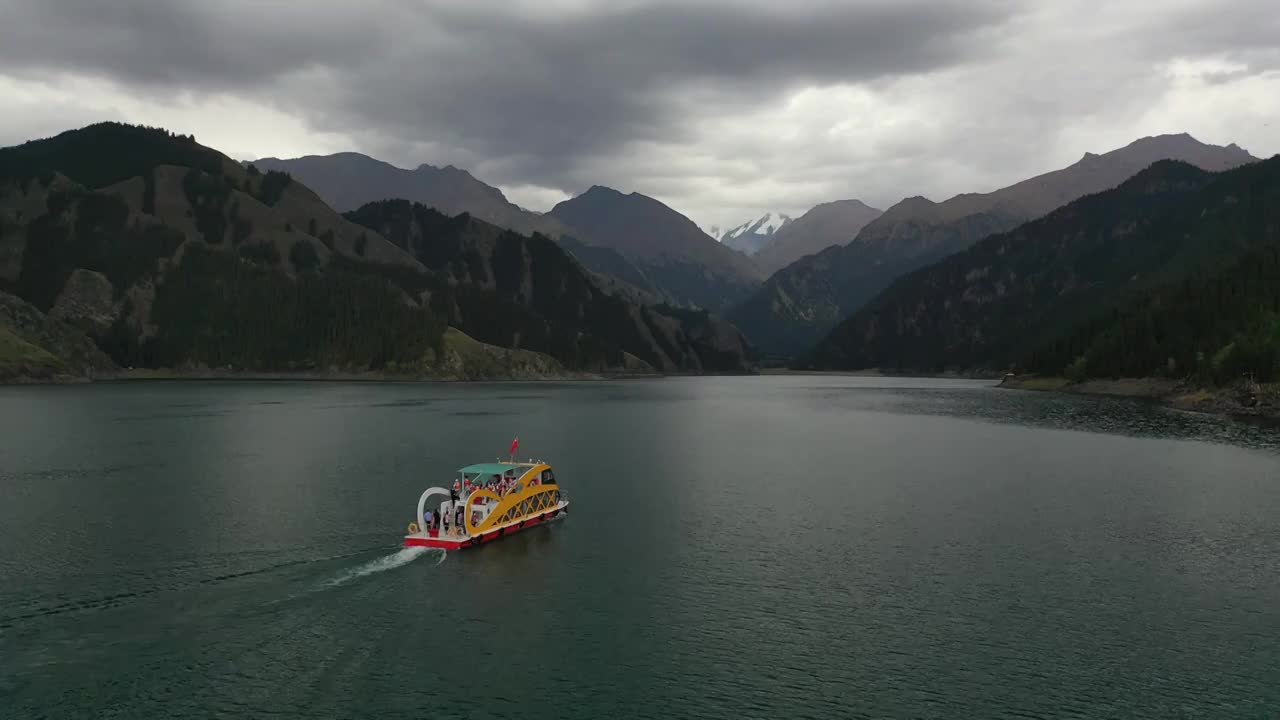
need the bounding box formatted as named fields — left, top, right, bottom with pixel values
left=758, top=367, right=1003, bottom=380
left=110, top=368, right=608, bottom=383
left=0, top=367, right=758, bottom=385
left=3, top=367, right=997, bottom=385
left=999, top=375, right=1280, bottom=422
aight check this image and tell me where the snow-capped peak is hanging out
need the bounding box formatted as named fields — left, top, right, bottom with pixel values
left=713, top=212, right=794, bottom=255
left=719, top=212, right=793, bottom=241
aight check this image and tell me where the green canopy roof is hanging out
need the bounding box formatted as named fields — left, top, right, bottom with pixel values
left=458, top=463, right=532, bottom=476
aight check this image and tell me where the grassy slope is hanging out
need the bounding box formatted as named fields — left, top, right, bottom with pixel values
left=430, top=327, right=567, bottom=380
left=0, top=326, right=67, bottom=379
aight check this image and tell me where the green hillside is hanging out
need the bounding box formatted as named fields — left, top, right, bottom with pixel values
left=0, top=290, right=117, bottom=381
left=0, top=326, right=65, bottom=380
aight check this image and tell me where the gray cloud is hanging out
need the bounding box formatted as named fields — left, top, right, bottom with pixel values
left=0, top=1, right=1013, bottom=173
left=0, top=1, right=372, bottom=89
left=291, top=1, right=1019, bottom=182
left=1, top=0, right=1277, bottom=230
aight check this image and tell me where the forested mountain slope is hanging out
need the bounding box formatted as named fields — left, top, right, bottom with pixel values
left=0, top=123, right=750, bottom=379
left=0, top=123, right=441, bottom=375
left=345, top=200, right=752, bottom=373
left=807, top=157, right=1280, bottom=384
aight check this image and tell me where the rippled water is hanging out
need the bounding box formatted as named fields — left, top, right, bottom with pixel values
left=1, top=377, right=1278, bottom=718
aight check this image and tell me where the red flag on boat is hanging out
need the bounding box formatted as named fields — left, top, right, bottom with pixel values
left=509, top=435, right=519, bottom=458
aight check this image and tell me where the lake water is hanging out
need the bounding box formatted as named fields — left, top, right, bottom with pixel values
left=1, top=377, right=1278, bottom=719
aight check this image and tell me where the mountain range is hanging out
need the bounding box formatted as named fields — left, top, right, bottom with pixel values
left=252, top=154, right=763, bottom=312
left=728, top=133, right=1259, bottom=359
left=4, top=122, right=1274, bottom=389
left=253, top=151, right=884, bottom=308
left=808, top=156, right=1280, bottom=384
left=251, top=152, right=572, bottom=239
left=0, top=124, right=752, bottom=381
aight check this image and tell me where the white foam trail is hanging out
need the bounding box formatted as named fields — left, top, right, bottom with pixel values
left=322, top=547, right=443, bottom=588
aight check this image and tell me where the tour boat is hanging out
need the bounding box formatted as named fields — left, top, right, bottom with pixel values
left=404, top=460, right=568, bottom=550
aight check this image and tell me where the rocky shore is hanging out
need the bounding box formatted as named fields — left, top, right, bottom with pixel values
left=1000, top=375, right=1280, bottom=421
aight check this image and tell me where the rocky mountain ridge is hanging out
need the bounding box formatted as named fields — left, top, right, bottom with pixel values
left=251, top=152, right=574, bottom=241
left=548, top=185, right=764, bottom=311
left=808, top=156, right=1280, bottom=386
left=728, top=133, right=1259, bottom=359
left=0, top=123, right=753, bottom=381
left=751, top=199, right=882, bottom=276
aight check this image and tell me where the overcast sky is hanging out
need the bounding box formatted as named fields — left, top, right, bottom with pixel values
left=2, top=0, right=1277, bottom=232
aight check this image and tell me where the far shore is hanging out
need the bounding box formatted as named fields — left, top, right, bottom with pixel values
left=1000, top=374, right=1280, bottom=422
left=112, top=367, right=604, bottom=382
left=758, top=367, right=1002, bottom=380
left=1, top=367, right=761, bottom=385
left=0, top=367, right=1013, bottom=385
left=759, top=367, right=882, bottom=377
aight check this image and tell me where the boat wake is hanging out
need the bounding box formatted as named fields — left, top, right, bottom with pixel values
left=321, top=547, right=445, bottom=589
left=1, top=548, right=394, bottom=628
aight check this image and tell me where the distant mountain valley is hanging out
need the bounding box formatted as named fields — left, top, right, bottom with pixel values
left=750, top=199, right=882, bottom=277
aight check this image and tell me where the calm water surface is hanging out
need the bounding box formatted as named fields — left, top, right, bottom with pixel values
left=1, top=377, right=1278, bottom=719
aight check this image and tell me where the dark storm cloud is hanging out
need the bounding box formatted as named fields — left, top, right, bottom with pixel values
left=334, top=1, right=1016, bottom=178
left=0, top=0, right=1016, bottom=185
left=1, top=0, right=1277, bottom=228
left=0, top=0, right=374, bottom=89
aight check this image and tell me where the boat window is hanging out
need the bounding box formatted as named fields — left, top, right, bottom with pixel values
left=541, top=470, right=556, bottom=484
